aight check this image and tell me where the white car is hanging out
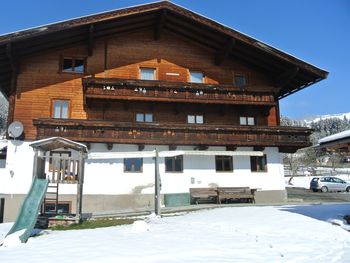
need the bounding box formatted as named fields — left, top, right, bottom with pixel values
left=310, top=176, right=350, bottom=193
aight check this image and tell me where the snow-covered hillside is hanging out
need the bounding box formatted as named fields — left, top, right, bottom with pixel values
left=304, top=112, right=350, bottom=124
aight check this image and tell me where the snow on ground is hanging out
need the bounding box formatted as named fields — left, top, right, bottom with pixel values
left=1, top=206, right=350, bottom=263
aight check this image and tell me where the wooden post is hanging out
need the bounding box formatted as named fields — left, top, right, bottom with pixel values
left=76, top=153, right=85, bottom=223
left=154, top=149, right=161, bottom=216
left=32, top=149, right=38, bottom=178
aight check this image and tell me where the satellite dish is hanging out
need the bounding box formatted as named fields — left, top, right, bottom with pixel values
left=8, top=121, right=24, bottom=138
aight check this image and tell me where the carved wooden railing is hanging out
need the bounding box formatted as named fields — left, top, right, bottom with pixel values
left=34, top=118, right=312, bottom=151
left=82, top=77, right=276, bottom=105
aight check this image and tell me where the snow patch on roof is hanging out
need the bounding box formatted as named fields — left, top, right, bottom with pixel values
left=319, top=129, right=350, bottom=144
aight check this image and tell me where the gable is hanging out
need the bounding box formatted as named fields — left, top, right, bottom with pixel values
left=0, top=1, right=327, bottom=99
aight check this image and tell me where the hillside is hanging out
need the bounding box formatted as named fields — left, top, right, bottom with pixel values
left=282, top=113, right=350, bottom=145
left=304, top=112, right=350, bottom=125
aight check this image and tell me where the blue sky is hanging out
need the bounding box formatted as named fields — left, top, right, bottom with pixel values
left=0, top=0, right=349, bottom=119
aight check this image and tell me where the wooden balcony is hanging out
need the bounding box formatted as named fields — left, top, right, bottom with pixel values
left=82, top=77, right=276, bottom=106
left=33, top=118, right=312, bottom=153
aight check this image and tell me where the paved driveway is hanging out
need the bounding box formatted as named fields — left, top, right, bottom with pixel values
left=287, top=187, right=350, bottom=203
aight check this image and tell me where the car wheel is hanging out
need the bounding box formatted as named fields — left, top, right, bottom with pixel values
left=346, top=187, right=350, bottom=192
left=321, top=186, right=328, bottom=193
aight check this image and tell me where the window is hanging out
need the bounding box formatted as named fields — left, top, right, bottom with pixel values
left=234, top=74, right=247, bottom=87
left=53, top=100, right=69, bottom=119
left=44, top=202, right=71, bottom=214
left=140, top=68, right=156, bottom=80
left=240, top=117, right=255, bottom=126
left=187, top=115, right=204, bottom=124
left=250, top=155, right=267, bottom=172
left=165, top=155, right=183, bottom=172
left=124, top=158, right=143, bottom=173
left=62, top=57, right=85, bottom=73
left=215, top=156, right=233, bottom=172
left=189, top=71, right=204, bottom=83
left=136, top=113, right=153, bottom=122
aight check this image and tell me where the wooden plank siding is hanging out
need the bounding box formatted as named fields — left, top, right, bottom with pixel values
left=14, top=29, right=277, bottom=140
left=33, top=118, right=312, bottom=149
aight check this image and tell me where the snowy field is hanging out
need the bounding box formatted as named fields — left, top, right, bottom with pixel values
left=1, top=205, right=350, bottom=263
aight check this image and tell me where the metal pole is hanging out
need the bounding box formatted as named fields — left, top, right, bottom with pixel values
left=76, top=154, right=84, bottom=223
left=154, top=148, right=161, bottom=216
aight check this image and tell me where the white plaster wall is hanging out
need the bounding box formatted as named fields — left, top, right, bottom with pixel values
left=162, top=146, right=285, bottom=193
left=0, top=141, right=285, bottom=196
left=83, top=144, right=285, bottom=195
left=0, top=140, right=34, bottom=194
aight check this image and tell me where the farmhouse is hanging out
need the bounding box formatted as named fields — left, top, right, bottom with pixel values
left=0, top=1, right=327, bottom=222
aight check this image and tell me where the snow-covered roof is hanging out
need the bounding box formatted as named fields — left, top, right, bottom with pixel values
left=318, top=130, right=350, bottom=144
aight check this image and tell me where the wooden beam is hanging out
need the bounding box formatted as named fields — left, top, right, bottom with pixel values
left=138, top=144, right=145, bottom=151
left=215, top=38, right=235, bottom=65
left=164, top=23, right=220, bottom=50
left=165, top=14, right=227, bottom=44
left=6, top=43, right=19, bottom=126
left=274, top=67, right=299, bottom=89
left=226, top=145, right=237, bottom=151
left=169, top=145, right=177, bottom=151
left=253, top=146, right=265, bottom=151
left=154, top=10, right=167, bottom=40
left=88, top=24, right=94, bottom=56
left=106, top=143, right=113, bottom=150
left=194, top=145, right=208, bottom=150
left=6, top=43, right=18, bottom=73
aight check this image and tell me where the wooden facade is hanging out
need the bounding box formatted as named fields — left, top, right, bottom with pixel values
left=0, top=1, right=327, bottom=153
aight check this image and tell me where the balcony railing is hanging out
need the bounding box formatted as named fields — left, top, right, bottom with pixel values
left=33, top=118, right=312, bottom=152
left=82, top=77, right=276, bottom=105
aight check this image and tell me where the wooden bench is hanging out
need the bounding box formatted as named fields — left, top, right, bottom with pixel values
left=216, top=187, right=256, bottom=204
left=190, top=188, right=218, bottom=204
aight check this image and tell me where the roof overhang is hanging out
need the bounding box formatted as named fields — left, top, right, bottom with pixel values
left=88, top=150, right=264, bottom=159
left=30, top=137, right=88, bottom=153
left=316, top=130, right=350, bottom=153
left=0, top=1, right=328, bottom=98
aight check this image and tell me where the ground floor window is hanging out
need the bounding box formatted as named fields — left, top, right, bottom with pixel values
left=250, top=155, right=267, bottom=172
left=215, top=156, right=233, bottom=172
left=44, top=202, right=71, bottom=214
left=165, top=155, right=183, bottom=172
left=124, top=158, right=143, bottom=172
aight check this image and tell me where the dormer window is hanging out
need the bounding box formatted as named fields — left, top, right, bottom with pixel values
left=140, top=68, right=156, bottom=80
left=62, top=57, right=85, bottom=73
left=189, top=71, right=204, bottom=83
left=234, top=74, right=247, bottom=87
